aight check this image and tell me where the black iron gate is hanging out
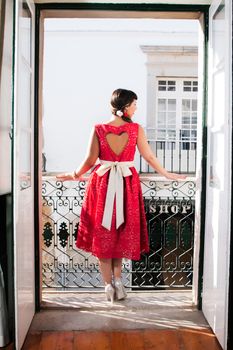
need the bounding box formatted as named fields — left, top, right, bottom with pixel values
left=42, top=178, right=195, bottom=290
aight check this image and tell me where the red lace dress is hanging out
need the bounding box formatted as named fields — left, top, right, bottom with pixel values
left=76, top=122, right=149, bottom=260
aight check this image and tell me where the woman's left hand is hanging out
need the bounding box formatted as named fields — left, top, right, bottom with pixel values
left=165, top=172, right=187, bottom=181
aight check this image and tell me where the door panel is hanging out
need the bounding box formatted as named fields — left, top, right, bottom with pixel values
left=14, top=1, right=35, bottom=349
left=202, top=0, right=232, bottom=348
left=0, top=0, right=13, bottom=195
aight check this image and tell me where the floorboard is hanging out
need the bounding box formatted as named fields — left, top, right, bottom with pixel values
left=21, top=293, right=223, bottom=350
left=22, top=329, right=223, bottom=350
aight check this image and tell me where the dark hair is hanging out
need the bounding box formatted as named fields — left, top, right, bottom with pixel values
left=111, top=88, right=137, bottom=123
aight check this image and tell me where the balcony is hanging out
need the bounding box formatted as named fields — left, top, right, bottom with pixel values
left=139, top=140, right=196, bottom=174
left=42, top=174, right=196, bottom=292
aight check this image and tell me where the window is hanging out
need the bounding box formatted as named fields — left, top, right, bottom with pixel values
left=183, top=80, right=198, bottom=92
left=181, top=98, right=197, bottom=150
left=152, top=77, right=198, bottom=173
left=158, top=80, right=176, bottom=91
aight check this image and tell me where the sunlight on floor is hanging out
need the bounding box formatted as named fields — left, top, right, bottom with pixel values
left=32, top=291, right=210, bottom=332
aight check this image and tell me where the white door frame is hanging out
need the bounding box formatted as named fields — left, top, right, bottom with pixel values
left=202, top=0, right=232, bottom=348
left=13, top=0, right=36, bottom=349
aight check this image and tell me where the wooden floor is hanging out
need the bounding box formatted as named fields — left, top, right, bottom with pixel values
left=22, top=328, right=222, bottom=350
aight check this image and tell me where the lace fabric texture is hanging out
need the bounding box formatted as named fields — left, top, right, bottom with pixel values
left=76, top=122, right=149, bottom=260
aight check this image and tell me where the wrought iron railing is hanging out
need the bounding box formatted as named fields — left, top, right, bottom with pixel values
left=42, top=176, right=195, bottom=291
left=139, top=140, right=196, bottom=174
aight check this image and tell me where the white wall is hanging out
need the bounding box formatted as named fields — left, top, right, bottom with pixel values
left=43, top=19, right=198, bottom=172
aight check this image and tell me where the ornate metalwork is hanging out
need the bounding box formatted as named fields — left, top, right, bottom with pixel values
left=42, top=177, right=195, bottom=290
left=132, top=197, right=194, bottom=289
left=42, top=222, right=54, bottom=248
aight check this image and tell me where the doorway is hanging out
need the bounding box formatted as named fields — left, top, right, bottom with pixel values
left=35, top=5, right=208, bottom=308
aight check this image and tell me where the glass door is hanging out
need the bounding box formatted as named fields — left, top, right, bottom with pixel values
left=13, top=1, right=35, bottom=348
left=202, top=0, right=232, bottom=348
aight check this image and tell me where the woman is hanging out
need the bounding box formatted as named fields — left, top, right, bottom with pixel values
left=57, top=88, right=186, bottom=303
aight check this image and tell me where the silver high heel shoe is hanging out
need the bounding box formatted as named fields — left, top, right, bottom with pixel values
left=114, top=278, right=127, bottom=300
left=105, top=284, right=115, bottom=304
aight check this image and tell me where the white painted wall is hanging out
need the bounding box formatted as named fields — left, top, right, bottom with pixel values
left=43, top=19, right=198, bottom=172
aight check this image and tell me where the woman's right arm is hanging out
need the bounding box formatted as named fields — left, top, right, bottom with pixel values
left=56, top=127, right=99, bottom=181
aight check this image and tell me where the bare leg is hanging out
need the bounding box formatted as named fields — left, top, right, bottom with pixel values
left=99, top=258, right=113, bottom=285
left=112, top=258, right=127, bottom=300
left=99, top=258, right=115, bottom=303
left=112, top=258, right=122, bottom=279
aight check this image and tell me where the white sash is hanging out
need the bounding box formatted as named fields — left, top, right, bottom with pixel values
left=96, top=160, right=134, bottom=230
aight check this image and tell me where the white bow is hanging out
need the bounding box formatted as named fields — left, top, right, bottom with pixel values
left=96, top=160, right=134, bottom=230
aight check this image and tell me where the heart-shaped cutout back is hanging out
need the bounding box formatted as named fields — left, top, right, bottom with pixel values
left=106, top=132, right=129, bottom=156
